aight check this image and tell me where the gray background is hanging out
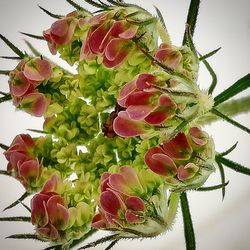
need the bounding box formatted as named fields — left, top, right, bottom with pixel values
left=0, top=0, right=250, bottom=249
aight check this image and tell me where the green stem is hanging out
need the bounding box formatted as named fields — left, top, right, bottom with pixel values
left=198, top=95, right=250, bottom=126
left=180, top=192, right=196, bottom=250
left=182, top=0, right=200, bottom=45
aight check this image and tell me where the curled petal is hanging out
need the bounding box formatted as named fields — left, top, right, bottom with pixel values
left=189, top=127, right=208, bottom=146
left=31, top=193, right=49, bottom=227
left=92, top=213, right=107, bottom=229
left=10, top=71, right=31, bottom=97
left=47, top=195, right=69, bottom=230
left=163, top=133, right=192, bottom=160
left=136, top=73, right=157, bottom=90
left=24, top=58, right=52, bottom=82
left=103, top=38, right=129, bottom=68
left=144, top=147, right=177, bottom=176
left=109, top=167, right=143, bottom=195
left=125, top=91, right=155, bottom=106
left=36, top=223, right=59, bottom=240
left=125, top=196, right=145, bottom=211
left=126, top=104, right=154, bottom=120
left=125, top=210, right=144, bottom=224
left=100, top=172, right=111, bottom=192
left=18, top=159, right=41, bottom=184
left=113, top=111, right=148, bottom=137
left=118, top=79, right=137, bottom=107
left=177, top=163, right=199, bottom=181
left=41, top=174, right=59, bottom=194
left=100, top=190, right=122, bottom=216
left=19, top=93, right=49, bottom=117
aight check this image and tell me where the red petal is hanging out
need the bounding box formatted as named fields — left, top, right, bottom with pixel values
left=125, top=196, right=145, bottom=211
left=144, top=147, right=177, bottom=176
left=125, top=210, right=144, bottom=224
left=89, top=22, right=111, bottom=53
left=103, top=38, right=128, bottom=67
left=10, top=71, right=31, bottom=97
left=51, top=19, right=68, bottom=37
left=189, top=127, right=207, bottom=146
left=113, top=111, right=147, bottom=137
left=92, top=213, right=107, bottom=229
left=118, top=79, right=137, bottom=107
left=47, top=195, right=69, bottom=229
left=163, top=133, right=192, bottom=160
left=100, top=190, right=122, bottom=216
left=127, top=104, right=155, bottom=120
left=18, top=159, right=41, bottom=183
left=41, top=174, right=59, bottom=193
left=20, top=93, right=49, bottom=117
left=125, top=91, right=155, bottom=106
left=31, top=194, right=49, bottom=226
left=24, top=58, right=52, bottom=82
left=177, top=163, right=199, bottom=181
left=136, top=73, right=156, bottom=90
left=100, top=172, right=111, bottom=192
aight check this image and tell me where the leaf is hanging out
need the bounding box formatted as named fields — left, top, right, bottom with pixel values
left=180, top=192, right=196, bottom=250
left=200, top=57, right=217, bottom=94
left=20, top=32, right=44, bottom=40
left=0, top=170, right=10, bottom=176
left=196, top=181, right=229, bottom=192
left=214, top=73, right=250, bottom=106
left=182, top=0, right=200, bottom=45
left=199, top=47, right=221, bottom=61
left=0, top=94, right=12, bottom=104
left=38, top=5, right=63, bottom=19
left=217, top=161, right=226, bottom=200
left=0, top=216, right=31, bottom=222
left=220, top=142, right=238, bottom=157
left=0, top=34, right=26, bottom=58
left=77, top=234, right=119, bottom=250
left=0, top=56, right=21, bottom=60
left=211, top=108, right=250, bottom=134
left=216, top=156, right=250, bottom=176
left=0, top=70, right=10, bottom=75
left=105, top=240, right=119, bottom=250
left=27, top=129, right=49, bottom=134
left=154, top=5, right=167, bottom=30
left=69, top=229, right=97, bottom=249
left=3, top=192, right=29, bottom=211
left=83, top=0, right=110, bottom=9
left=6, top=234, right=46, bottom=242
left=66, top=0, right=91, bottom=13
left=184, top=24, right=198, bottom=58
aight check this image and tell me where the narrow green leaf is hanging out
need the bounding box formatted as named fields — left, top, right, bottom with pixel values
left=6, top=234, right=45, bottom=242
left=199, top=55, right=217, bottom=94
left=182, top=0, right=200, bottom=45
left=0, top=70, right=10, bottom=75
left=197, top=181, right=229, bottom=192
left=180, top=192, right=196, bottom=250
left=217, top=161, right=226, bottom=200
left=220, top=142, right=238, bottom=157
left=0, top=170, right=10, bottom=176
left=105, top=240, right=119, bottom=250
left=83, top=0, right=110, bottom=9
left=20, top=32, right=44, bottom=40
left=211, top=108, right=250, bottom=134
left=0, top=56, right=21, bottom=60
left=19, top=200, right=31, bottom=213
left=214, top=73, right=250, bottom=106
left=27, top=129, right=48, bottom=134
left=3, top=192, right=29, bottom=211
left=66, top=0, right=91, bottom=13
left=0, top=216, right=31, bottom=222
left=216, top=156, right=250, bottom=176
left=0, top=94, right=12, bottom=103
left=38, top=5, right=63, bottom=19
left=0, top=34, right=25, bottom=58
left=154, top=5, right=167, bottom=30
left=0, top=143, right=9, bottom=150
left=77, top=234, right=118, bottom=250
left=184, top=24, right=198, bottom=58
left=199, top=47, right=221, bottom=61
